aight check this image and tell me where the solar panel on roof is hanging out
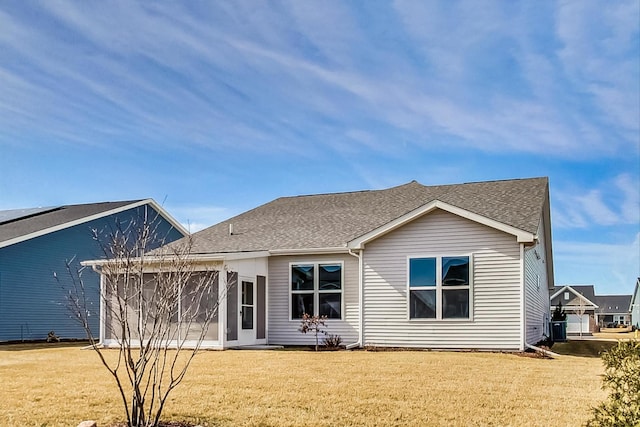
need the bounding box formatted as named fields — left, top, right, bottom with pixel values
left=0, top=207, right=59, bottom=224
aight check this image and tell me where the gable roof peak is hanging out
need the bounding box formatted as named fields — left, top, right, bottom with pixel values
left=0, top=199, right=187, bottom=249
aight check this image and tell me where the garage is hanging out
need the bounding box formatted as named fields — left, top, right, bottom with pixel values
left=566, top=314, right=591, bottom=335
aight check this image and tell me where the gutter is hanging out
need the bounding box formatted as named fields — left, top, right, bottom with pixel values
left=347, top=248, right=363, bottom=349
left=89, top=264, right=105, bottom=348
left=520, top=243, right=526, bottom=352
left=81, top=251, right=269, bottom=267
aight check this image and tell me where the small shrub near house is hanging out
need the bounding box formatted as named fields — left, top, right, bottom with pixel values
left=587, top=340, right=640, bottom=426
left=46, top=331, right=60, bottom=343
left=323, top=334, right=343, bottom=349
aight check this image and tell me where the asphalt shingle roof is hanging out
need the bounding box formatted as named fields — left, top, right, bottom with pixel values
left=186, top=177, right=549, bottom=254
left=551, top=286, right=633, bottom=314
left=551, top=285, right=597, bottom=307
left=0, top=201, right=142, bottom=245
left=594, top=295, right=633, bottom=314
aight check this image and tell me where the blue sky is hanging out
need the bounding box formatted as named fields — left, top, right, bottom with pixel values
left=0, top=1, right=638, bottom=295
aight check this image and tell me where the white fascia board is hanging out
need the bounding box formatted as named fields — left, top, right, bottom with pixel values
left=145, top=199, right=190, bottom=237
left=82, top=250, right=270, bottom=267
left=0, top=199, right=185, bottom=250
left=550, top=285, right=598, bottom=308
left=567, top=288, right=599, bottom=308
left=269, top=247, right=349, bottom=256
left=348, top=200, right=535, bottom=249
left=562, top=304, right=599, bottom=310
left=549, top=285, right=571, bottom=300
left=211, top=251, right=270, bottom=260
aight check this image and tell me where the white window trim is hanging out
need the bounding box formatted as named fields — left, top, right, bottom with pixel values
left=289, top=261, right=344, bottom=321
left=406, top=254, right=474, bottom=321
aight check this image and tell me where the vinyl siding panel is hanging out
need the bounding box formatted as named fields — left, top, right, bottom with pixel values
left=0, top=205, right=184, bottom=341
left=268, top=254, right=359, bottom=345
left=363, top=209, right=522, bottom=350
left=524, top=220, right=551, bottom=345
left=632, top=283, right=640, bottom=328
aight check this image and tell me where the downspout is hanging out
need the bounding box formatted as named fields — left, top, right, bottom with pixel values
left=525, top=342, right=560, bottom=358
left=520, top=243, right=526, bottom=352
left=347, top=248, right=363, bottom=349
left=90, top=264, right=105, bottom=348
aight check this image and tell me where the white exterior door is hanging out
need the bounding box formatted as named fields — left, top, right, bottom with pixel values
left=238, top=279, right=256, bottom=345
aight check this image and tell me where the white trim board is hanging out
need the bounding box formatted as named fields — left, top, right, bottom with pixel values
left=550, top=285, right=599, bottom=308
left=348, top=199, right=535, bottom=249
left=0, top=199, right=188, bottom=249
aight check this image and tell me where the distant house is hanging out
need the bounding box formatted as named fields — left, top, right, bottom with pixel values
left=0, top=200, right=187, bottom=341
left=550, top=285, right=598, bottom=335
left=593, top=294, right=632, bottom=328
left=550, top=285, right=633, bottom=334
left=631, top=278, right=640, bottom=328
left=91, top=177, right=555, bottom=351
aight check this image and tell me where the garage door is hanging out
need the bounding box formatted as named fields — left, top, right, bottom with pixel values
left=567, top=314, right=590, bottom=334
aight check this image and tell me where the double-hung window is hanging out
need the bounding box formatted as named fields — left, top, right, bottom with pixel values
left=291, top=263, right=343, bottom=320
left=408, top=255, right=471, bottom=320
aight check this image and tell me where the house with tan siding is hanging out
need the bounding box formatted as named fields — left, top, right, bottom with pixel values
left=92, top=177, right=554, bottom=351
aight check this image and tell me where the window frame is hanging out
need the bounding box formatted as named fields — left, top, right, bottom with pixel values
left=289, top=261, right=344, bottom=321
left=406, top=254, right=473, bottom=321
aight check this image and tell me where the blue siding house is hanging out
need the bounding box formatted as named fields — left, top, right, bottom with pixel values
left=0, top=200, right=187, bottom=341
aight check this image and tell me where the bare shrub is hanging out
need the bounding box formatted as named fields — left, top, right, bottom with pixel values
left=58, top=209, right=226, bottom=427
left=298, top=313, right=327, bottom=351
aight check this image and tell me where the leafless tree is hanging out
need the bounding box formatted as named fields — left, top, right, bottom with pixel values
left=298, top=313, right=327, bottom=351
left=574, top=295, right=588, bottom=338
left=58, top=210, right=227, bottom=427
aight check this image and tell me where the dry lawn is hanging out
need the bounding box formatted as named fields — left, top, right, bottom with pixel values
left=593, top=331, right=638, bottom=340
left=0, top=343, right=605, bottom=427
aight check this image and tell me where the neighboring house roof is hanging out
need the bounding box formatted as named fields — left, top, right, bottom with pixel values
left=594, top=295, right=633, bottom=315
left=0, top=206, right=58, bottom=223
left=186, top=177, right=549, bottom=254
left=0, top=200, right=188, bottom=249
left=550, top=285, right=598, bottom=309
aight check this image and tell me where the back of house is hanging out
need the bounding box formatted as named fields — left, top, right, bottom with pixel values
left=95, top=177, right=555, bottom=352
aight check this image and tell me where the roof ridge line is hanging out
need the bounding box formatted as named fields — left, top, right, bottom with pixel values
left=276, top=181, right=425, bottom=200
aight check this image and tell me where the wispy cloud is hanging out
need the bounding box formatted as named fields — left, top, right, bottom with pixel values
left=556, top=0, right=640, bottom=138
left=0, top=1, right=637, bottom=293
left=554, top=232, right=639, bottom=293
left=553, top=174, right=640, bottom=228
left=1, top=1, right=637, bottom=160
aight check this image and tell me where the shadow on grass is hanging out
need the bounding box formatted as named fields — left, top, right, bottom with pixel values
left=0, top=340, right=90, bottom=351
left=552, top=340, right=617, bottom=358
